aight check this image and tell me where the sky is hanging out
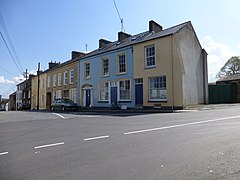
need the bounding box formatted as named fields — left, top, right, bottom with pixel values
left=0, top=0, right=240, bottom=98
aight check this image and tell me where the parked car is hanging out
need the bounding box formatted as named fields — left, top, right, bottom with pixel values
left=51, top=98, right=77, bottom=111
left=18, top=102, right=31, bottom=110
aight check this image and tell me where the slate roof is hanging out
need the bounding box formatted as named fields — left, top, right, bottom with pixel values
left=81, top=21, right=191, bottom=59
left=217, top=73, right=240, bottom=82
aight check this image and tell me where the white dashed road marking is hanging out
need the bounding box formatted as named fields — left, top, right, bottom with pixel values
left=34, top=142, right=65, bottom=149
left=124, top=116, right=240, bottom=135
left=53, top=113, right=66, bottom=119
left=84, top=135, right=110, bottom=141
left=0, top=152, right=8, bottom=156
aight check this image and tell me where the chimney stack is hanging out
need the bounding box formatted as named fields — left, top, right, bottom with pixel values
left=99, top=39, right=112, bottom=48
left=71, top=51, right=85, bottom=59
left=149, top=20, right=163, bottom=33
left=48, top=61, right=60, bottom=70
left=118, top=32, right=131, bottom=42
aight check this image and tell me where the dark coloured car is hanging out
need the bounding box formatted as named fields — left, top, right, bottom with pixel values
left=18, top=103, right=31, bottom=110
left=51, top=98, right=78, bottom=111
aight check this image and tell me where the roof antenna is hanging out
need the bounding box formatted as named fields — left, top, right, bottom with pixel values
left=113, top=0, right=125, bottom=32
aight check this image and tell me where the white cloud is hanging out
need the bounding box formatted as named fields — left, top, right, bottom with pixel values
left=200, top=36, right=236, bottom=82
left=0, top=76, right=15, bottom=84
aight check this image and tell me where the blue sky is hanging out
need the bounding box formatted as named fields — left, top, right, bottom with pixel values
left=0, top=0, right=240, bottom=98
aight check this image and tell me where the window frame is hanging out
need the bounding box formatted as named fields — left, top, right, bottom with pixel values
left=84, top=62, right=91, bottom=79
left=99, top=81, right=109, bottom=101
left=64, top=71, right=68, bottom=85
left=53, top=74, right=57, bottom=87
left=47, top=75, right=51, bottom=88
left=102, top=58, right=109, bottom=77
left=58, top=73, right=62, bottom=86
left=148, top=76, right=167, bottom=101
left=119, top=79, right=131, bottom=101
left=69, top=69, right=74, bottom=84
left=117, top=53, right=126, bottom=74
left=145, top=45, right=156, bottom=68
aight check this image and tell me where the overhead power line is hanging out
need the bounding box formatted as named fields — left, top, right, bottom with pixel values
left=0, top=30, right=23, bottom=74
left=113, top=0, right=125, bottom=32
left=0, top=11, right=24, bottom=73
left=0, top=64, right=18, bottom=76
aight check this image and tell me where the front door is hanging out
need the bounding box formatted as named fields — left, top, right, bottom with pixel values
left=86, top=89, right=91, bottom=107
left=110, top=87, right=117, bottom=105
left=135, top=79, right=143, bottom=107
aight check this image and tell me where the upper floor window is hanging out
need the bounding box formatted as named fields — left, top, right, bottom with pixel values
left=64, top=71, right=68, bottom=85
left=69, top=69, right=74, bottom=84
left=53, top=74, right=57, bottom=87
left=118, top=54, right=126, bottom=74
left=102, top=58, right=109, bottom=76
left=84, top=62, right=90, bottom=79
left=145, top=45, right=155, bottom=67
left=47, top=76, right=50, bottom=88
left=58, top=73, right=62, bottom=86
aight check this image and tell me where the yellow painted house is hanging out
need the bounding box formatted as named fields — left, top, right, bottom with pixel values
left=46, top=51, right=85, bottom=110
left=31, top=71, right=47, bottom=110
left=133, top=21, right=208, bottom=109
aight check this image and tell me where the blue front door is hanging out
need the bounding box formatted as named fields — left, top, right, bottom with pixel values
left=135, top=84, right=143, bottom=106
left=110, top=87, right=117, bottom=105
left=86, top=89, right=91, bottom=107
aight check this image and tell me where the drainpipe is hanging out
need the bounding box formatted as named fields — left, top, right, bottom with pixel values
left=171, top=35, right=174, bottom=110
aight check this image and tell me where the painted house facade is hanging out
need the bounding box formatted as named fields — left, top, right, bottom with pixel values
left=133, top=21, right=208, bottom=109
left=46, top=51, right=85, bottom=109
left=78, top=20, right=208, bottom=109
left=79, top=33, right=135, bottom=108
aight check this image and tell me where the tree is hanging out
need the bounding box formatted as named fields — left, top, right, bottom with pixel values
left=217, top=56, right=240, bottom=77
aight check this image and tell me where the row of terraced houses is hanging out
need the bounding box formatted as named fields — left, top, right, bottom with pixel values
left=14, top=20, right=208, bottom=111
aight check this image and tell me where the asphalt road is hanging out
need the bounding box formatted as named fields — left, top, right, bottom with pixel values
left=1, top=107, right=240, bottom=180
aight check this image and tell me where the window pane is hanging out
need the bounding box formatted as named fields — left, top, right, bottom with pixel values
left=149, top=76, right=166, bottom=100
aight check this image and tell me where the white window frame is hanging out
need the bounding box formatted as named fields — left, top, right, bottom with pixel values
left=99, top=81, right=109, bottom=101
left=149, top=76, right=167, bottom=101
left=64, top=71, right=68, bottom=85
left=145, top=45, right=155, bottom=68
left=53, top=74, right=57, bottom=87
left=58, top=73, right=62, bottom=86
left=117, top=54, right=126, bottom=74
left=102, top=58, right=109, bottom=76
left=47, top=76, right=50, bottom=88
left=69, top=88, right=77, bottom=103
left=119, top=79, right=131, bottom=101
left=69, top=69, right=74, bottom=84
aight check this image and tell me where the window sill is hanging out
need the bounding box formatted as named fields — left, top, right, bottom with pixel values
left=102, top=75, right=110, bottom=78
left=116, top=72, right=127, bottom=76
left=148, top=100, right=167, bottom=102
left=118, top=100, right=131, bottom=103
left=98, top=101, right=109, bottom=103
left=144, top=66, right=156, bottom=69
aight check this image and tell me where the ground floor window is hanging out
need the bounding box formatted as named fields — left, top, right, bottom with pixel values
left=119, top=79, right=131, bottom=101
left=99, top=81, right=109, bottom=101
left=63, top=90, right=69, bottom=98
left=149, top=76, right=167, bottom=101
left=69, top=88, right=77, bottom=103
left=56, top=90, right=62, bottom=99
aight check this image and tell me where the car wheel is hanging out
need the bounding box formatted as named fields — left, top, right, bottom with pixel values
left=61, top=106, right=65, bottom=111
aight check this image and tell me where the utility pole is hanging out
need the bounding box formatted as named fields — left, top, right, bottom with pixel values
left=37, top=63, right=40, bottom=110
left=25, top=69, right=27, bottom=105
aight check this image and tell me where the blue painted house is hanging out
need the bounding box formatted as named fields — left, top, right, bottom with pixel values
left=78, top=32, right=136, bottom=108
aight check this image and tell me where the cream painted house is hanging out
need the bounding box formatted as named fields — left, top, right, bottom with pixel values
left=31, top=71, right=47, bottom=110
left=133, top=21, right=208, bottom=109
left=46, top=51, right=85, bottom=110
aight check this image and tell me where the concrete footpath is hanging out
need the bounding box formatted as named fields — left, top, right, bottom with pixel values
left=182, top=103, right=240, bottom=111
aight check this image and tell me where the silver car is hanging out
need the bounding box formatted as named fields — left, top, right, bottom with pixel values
left=51, top=98, right=77, bottom=111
